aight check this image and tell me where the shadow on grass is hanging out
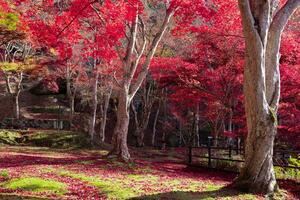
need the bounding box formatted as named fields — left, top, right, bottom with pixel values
left=129, top=186, right=253, bottom=200
left=278, top=179, right=300, bottom=199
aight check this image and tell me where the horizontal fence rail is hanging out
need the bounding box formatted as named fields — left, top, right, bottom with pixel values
left=188, top=137, right=300, bottom=170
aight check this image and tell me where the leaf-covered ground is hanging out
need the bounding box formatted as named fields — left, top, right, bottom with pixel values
left=0, top=146, right=298, bottom=200
left=0, top=130, right=298, bottom=200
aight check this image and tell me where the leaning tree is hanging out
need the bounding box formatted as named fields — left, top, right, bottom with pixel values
left=234, top=0, right=300, bottom=195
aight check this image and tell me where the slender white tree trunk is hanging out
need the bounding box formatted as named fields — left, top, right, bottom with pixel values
left=99, top=87, right=112, bottom=142
left=14, top=73, right=22, bottom=119
left=89, top=72, right=99, bottom=144
left=14, top=93, right=20, bottom=119
left=195, top=103, right=200, bottom=147
left=152, top=105, right=160, bottom=147
left=69, top=94, right=75, bottom=122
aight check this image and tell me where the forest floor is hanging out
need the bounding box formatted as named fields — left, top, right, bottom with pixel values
left=0, top=130, right=298, bottom=200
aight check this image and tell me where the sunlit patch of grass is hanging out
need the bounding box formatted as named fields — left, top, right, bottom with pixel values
left=103, top=158, right=137, bottom=171
left=205, top=184, right=223, bottom=192
left=135, top=166, right=153, bottom=174
left=0, top=130, right=23, bottom=145
left=274, top=166, right=300, bottom=180
left=75, top=160, right=94, bottom=165
left=0, top=169, right=9, bottom=179
left=3, top=177, right=67, bottom=194
left=40, top=167, right=55, bottom=174
left=28, top=131, right=90, bottom=149
left=127, top=174, right=159, bottom=186
left=56, top=170, right=137, bottom=199
left=98, top=150, right=109, bottom=156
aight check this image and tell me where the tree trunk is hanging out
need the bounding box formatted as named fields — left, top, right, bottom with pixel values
left=161, top=97, right=167, bottom=150
left=234, top=48, right=278, bottom=194
left=14, top=93, right=20, bottom=119
left=109, top=88, right=131, bottom=161
left=14, top=72, right=22, bottom=120
left=152, top=105, right=160, bottom=147
left=4, top=73, right=12, bottom=94
left=99, top=87, right=112, bottom=142
left=136, top=108, right=151, bottom=147
left=234, top=0, right=300, bottom=195
left=195, top=103, right=200, bottom=147
left=136, top=129, right=144, bottom=147
left=69, top=94, right=75, bottom=123
left=179, top=120, right=182, bottom=147
left=89, top=72, right=99, bottom=144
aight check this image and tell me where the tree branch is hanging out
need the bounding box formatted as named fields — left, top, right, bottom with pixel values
left=57, top=0, right=98, bottom=37
left=269, top=0, right=300, bottom=37
left=129, top=9, right=175, bottom=98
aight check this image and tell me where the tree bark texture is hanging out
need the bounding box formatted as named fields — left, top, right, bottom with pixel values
left=109, top=7, right=175, bottom=161
left=99, top=87, right=112, bottom=142
left=235, top=0, right=300, bottom=195
left=109, top=87, right=131, bottom=161
left=152, top=103, right=160, bottom=147
left=89, top=71, right=99, bottom=144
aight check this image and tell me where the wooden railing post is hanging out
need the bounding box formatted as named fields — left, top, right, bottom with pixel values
left=236, top=137, right=240, bottom=155
left=208, top=136, right=212, bottom=168
left=229, top=144, right=232, bottom=158
left=188, top=146, right=192, bottom=165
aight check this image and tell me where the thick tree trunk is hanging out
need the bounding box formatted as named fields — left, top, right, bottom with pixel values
left=234, top=40, right=278, bottom=192
left=234, top=55, right=277, bottom=192
left=109, top=88, right=131, bottom=161
left=234, top=0, right=300, bottom=195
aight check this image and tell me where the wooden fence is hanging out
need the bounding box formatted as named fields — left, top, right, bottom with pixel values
left=188, top=137, right=300, bottom=170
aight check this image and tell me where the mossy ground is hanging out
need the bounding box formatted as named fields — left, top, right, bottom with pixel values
left=0, top=129, right=90, bottom=149
left=3, top=177, right=67, bottom=194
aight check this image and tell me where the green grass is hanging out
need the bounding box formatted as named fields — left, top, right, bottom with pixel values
left=0, top=130, right=23, bottom=145
left=0, top=129, right=90, bottom=149
left=56, top=170, right=137, bottom=199
left=127, top=174, right=159, bottom=183
left=3, top=177, right=67, bottom=194
left=0, top=169, right=9, bottom=179
left=74, top=160, right=95, bottom=165
left=106, top=158, right=137, bottom=169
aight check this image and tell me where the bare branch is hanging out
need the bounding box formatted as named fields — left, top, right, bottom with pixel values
left=129, top=8, right=175, bottom=98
